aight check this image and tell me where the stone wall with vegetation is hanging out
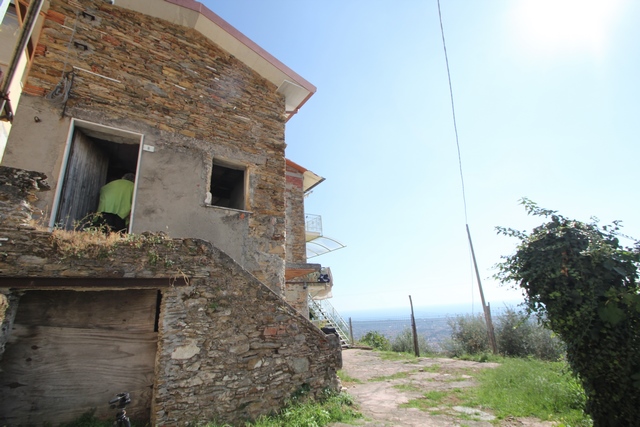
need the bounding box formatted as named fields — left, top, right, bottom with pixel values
left=0, top=166, right=341, bottom=425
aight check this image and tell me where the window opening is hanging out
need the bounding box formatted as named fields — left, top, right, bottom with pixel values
left=209, top=160, right=245, bottom=210
left=55, top=125, right=140, bottom=231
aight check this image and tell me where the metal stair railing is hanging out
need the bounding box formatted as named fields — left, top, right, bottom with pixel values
left=309, top=296, right=351, bottom=348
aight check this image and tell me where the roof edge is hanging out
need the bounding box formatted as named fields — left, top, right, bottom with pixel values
left=165, top=0, right=316, bottom=95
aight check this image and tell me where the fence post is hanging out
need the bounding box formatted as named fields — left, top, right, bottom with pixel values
left=409, top=295, right=420, bottom=357
left=349, top=317, right=354, bottom=346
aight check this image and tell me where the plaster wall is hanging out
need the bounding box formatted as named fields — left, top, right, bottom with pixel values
left=1, top=97, right=71, bottom=207
left=0, top=51, right=36, bottom=163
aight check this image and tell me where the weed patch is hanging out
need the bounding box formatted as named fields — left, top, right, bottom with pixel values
left=401, top=390, right=450, bottom=410
left=205, top=391, right=362, bottom=427
left=378, top=351, right=419, bottom=362
left=457, top=358, right=590, bottom=425
left=337, top=370, right=362, bottom=384
left=369, top=371, right=411, bottom=382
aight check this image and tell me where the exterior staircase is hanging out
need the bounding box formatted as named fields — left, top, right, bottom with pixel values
left=309, top=296, right=351, bottom=348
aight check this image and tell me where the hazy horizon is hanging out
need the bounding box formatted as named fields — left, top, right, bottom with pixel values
left=341, top=299, right=525, bottom=321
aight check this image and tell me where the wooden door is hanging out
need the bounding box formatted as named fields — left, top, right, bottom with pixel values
left=56, top=130, right=109, bottom=230
left=0, top=289, right=158, bottom=425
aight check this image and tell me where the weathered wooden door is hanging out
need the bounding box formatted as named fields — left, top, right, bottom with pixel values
left=55, top=130, right=109, bottom=230
left=0, top=290, right=158, bottom=425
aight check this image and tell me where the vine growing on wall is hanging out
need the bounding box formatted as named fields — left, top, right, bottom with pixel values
left=496, top=199, right=640, bottom=426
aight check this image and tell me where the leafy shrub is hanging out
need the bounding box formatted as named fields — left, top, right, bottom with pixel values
left=443, top=314, right=489, bottom=357
left=494, top=308, right=531, bottom=357
left=391, top=328, right=432, bottom=355
left=527, top=319, right=565, bottom=361
left=359, top=331, right=391, bottom=351
left=495, top=307, right=565, bottom=361
left=496, top=199, right=640, bottom=426
left=443, top=308, right=565, bottom=361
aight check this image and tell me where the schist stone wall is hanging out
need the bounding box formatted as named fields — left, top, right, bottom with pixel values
left=285, top=162, right=307, bottom=264
left=0, top=166, right=342, bottom=425
left=2, top=0, right=289, bottom=294
left=284, top=163, right=311, bottom=315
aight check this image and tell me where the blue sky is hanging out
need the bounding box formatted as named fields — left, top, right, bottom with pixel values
left=203, top=1, right=640, bottom=316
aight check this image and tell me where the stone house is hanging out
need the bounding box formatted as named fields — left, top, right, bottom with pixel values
left=0, top=0, right=341, bottom=425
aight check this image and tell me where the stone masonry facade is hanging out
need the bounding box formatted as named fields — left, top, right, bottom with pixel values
left=285, top=162, right=307, bottom=265
left=0, top=0, right=342, bottom=423
left=4, top=0, right=288, bottom=293
left=0, top=166, right=342, bottom=425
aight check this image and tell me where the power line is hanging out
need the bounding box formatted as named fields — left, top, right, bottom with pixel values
left=436, top=0, right=498, bottom=353
left=437, top=0, right=467, bottom=225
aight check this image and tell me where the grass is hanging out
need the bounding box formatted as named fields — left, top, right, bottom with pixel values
left=394, top=383, right=422, bottom=393
left=403, top=357, right=591, bottom=426
left=369, top=371, right=411, bottom=382
left=461, top=358, right=590, bottom=426
left=210, top=392, right=363, bottom=427
left=456, top=352, right=504, bottom=363
left=59, top=392, right=362, bottom=427
left=377, top=351, right=421, bottom=362
left=337, top=370, right=362, bottom=384
left=400, top=390, right=455, bottom=410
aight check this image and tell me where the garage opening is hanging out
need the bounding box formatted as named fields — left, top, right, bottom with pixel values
left=0, top=289, right=159, bottom=425
left=52, top=120, right=143, bottom=231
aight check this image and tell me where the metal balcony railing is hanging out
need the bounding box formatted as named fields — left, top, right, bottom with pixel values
left=305, top=213, right=322, bottom=237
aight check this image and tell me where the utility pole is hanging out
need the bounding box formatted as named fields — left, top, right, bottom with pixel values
left=466, top=225, right=498, bottom=354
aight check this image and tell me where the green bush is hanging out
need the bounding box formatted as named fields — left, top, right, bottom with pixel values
left=494, top=308, right=531, bottom=357
left=495, top=307, right=565, bottom=361
left=359, top=331, right=391, bottom=351
left=527, top=319, right=566, bottom=361
left=443, top=308, right=565, bottom=361
left=391, top=328, right=432, bottom=355
left=496, top=199, right=640, bottom=426
left=443, top=313, right=489, bottom=357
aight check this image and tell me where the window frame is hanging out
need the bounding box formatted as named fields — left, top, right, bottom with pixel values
left=207, top=157, right=248, bottom=211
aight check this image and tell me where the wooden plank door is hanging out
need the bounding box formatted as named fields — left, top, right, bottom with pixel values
left=56, top=131, right=109, bottom=230
left=0, top=289, right=159, bottom=425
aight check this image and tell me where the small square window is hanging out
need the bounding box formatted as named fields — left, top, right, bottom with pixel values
left=209, top=160, right=245, bottom=210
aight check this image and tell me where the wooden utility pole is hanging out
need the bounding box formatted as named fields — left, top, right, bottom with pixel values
left=348, top=317, right=354, bottom=346
left=409, top=295, right=420, bottom=357
left=466, top=225, right=498, bottom=354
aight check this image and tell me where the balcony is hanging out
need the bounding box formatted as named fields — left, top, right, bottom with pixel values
left=305, top=214, right=345, bottom=259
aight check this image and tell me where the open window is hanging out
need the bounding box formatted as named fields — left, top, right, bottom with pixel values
left=208, top=159, right=246, bottom=210
left=51, top=120, right=143, bottom=230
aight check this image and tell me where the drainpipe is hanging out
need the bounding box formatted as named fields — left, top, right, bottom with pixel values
left=0, top=0, right=45, bottom=122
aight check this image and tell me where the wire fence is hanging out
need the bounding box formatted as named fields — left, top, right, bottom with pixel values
left=348, top=307, right=512, bottom=349
left=350, top=317, right=451, bottom=346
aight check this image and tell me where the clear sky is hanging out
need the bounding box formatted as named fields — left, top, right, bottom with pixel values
left=202, top=0, right=640, bottom=316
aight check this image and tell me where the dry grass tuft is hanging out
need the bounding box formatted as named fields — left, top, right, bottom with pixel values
left=51, top=227, right=126, bottom=259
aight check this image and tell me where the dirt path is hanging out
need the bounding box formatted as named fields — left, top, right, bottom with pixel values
left=331, top=349, right=555, bottom=427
